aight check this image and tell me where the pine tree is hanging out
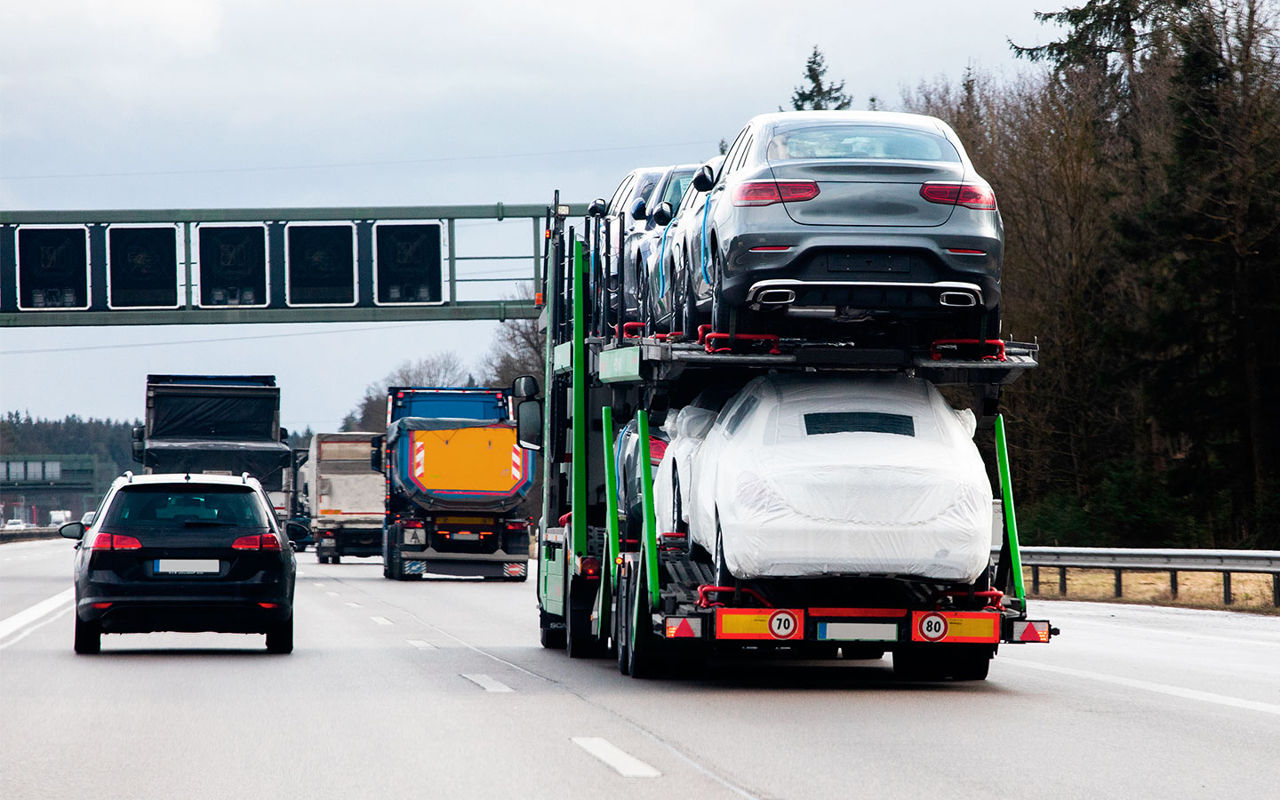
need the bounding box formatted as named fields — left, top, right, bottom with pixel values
left=789, top=46, right=852, bottom=110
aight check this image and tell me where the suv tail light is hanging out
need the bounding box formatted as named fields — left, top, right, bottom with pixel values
left=732, top=181, right=820, bottom=206
left=649, top=437, right=668, bottom=466
left=232, top=534, right=282, bottom=551
left=919, top=182, right=996, bottom=210
left=91, top=533, right=142, bottom=550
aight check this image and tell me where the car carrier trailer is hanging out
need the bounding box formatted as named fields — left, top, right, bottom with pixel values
left=521, top=197, right=1056, bottom=680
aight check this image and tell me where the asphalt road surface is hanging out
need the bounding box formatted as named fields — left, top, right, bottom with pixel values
left=3, top=537, right=1277, bottom=799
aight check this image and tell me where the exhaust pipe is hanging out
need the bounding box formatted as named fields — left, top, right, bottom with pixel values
left=755, top=288, right=796, bottom=306
left=938, top=291, right=977, bottom=308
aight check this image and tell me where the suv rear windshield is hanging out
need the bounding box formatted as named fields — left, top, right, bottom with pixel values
left=768, top=125, right=959, bottom=162
left=804, top=412, right=915, bottom=437
left=103, top=485, right=271, bottom=528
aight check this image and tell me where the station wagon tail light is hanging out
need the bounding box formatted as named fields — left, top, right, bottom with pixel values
left=649, top=437, right=668, bottom=466
left=732, top=181, right=820, bottom=206
left=919, top=182, right=996, bottom=210
left=232, top=534, right=282, bottom=551
left=91, top=533, right=142, bottom=550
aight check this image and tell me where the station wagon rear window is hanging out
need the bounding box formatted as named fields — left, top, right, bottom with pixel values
left=103, top=485, right=271, bottom=527
left=767, top=125, right=959, bottom=162
left=804, top=412, right=915, bottom=437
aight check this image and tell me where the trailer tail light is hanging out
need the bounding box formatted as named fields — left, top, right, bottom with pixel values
left=258, top=602, right=280, bottom=609
left=91, top=533, right=142, bottom=550
left=919, top=182, right=996, bottom=210
left=231, top=534, right=282, bottom=551
left=664, top=617, right=702, bottom=639
left=577, top=556, right=601, bottom=579
left=402, top=520, right=424, bottom=528
left=732, top=181, right=819, bottom=206
left=1010, top=620, right=1054, bottom=643
left=91, top=602, right=113, bottom=609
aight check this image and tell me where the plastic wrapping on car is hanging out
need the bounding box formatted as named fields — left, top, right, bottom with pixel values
left=655, top=374, right=993, bottom=583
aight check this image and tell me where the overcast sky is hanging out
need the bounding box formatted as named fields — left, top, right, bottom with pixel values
left=0, top=0, right=1062, bottom=433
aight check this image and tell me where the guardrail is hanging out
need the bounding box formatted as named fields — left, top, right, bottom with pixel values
left=0, top=526, right=60, bottom=544
left=1017, top=546, right=1280, bottom=607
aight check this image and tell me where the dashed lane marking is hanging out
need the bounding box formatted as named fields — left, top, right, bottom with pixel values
left=371, top=616, right=393, bottom=626
left=345, top=602, right=362, bottom=608
left=461, top=673, right=514, bottom=693
left=571, top=737, right=660, bottom=778
left=407, top=639, right=435, bottom=649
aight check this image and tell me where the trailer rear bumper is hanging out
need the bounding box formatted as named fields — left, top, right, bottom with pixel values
left=657, top=606, right=1054, bottom=646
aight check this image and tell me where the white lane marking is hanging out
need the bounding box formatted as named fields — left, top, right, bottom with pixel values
left=345, top=602, right=362, bottom=608
left=461, top=673, right=514, bottom=693
left=1003, top=658, right=1280, bottom=716
left=407, top=639, right=434, bottom=649
left=312, top=582, right=325, bottom=588
left=572, top=737, right=660, bottom=778
left=325, top=591, right=340, bottom=597
left=0, top=604, right=72, bottom=650
left=0, top=588, right=74, bottom=641
left=371, top=616, right=393, bottom=626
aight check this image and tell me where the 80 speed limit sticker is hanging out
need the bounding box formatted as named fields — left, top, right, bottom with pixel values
left=917, top=612, right=949, bottom=642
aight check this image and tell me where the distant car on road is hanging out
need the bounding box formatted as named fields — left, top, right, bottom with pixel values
left=61, top=472, right=306, bottom=654
left=4, top=519, right=29, bottom=531
left=79, top=511, right=96, bottom=528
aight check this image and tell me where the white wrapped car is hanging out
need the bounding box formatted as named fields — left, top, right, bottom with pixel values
left=655, top=373, right=993, bottom=583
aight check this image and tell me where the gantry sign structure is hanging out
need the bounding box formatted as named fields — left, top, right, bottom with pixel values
left=0, top=202, right=584, bottom=327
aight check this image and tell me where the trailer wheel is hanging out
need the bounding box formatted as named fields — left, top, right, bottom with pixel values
left=385, top=525, right=404, bottom=580
left=540, top=621, right=566, bottom=649
left=615, top=569, right=631, bottom=675
left=627, top=559, right=663, bottom=679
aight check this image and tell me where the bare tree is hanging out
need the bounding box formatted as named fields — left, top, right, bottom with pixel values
left=341, top=352, right=471, bottom=432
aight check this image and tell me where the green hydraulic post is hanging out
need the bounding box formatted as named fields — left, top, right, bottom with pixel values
left=571, top=239, right=588, bottom=561
left=994, top=414, right=1027, bottom=602
left=637, top=410, right=660, bottom=609
left=601, top=406, right=621, bottom=582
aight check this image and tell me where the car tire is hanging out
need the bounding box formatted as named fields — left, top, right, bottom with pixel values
left=681, top=267, right=698, bottom=337
left=710, top=247, right=732, bottom=334
left=73, top=615, right=100, bottom=655
left=266, top=616, right=294, bottom=654
left=713, top=518, right=733, bottom=588
left=331, top=554, right=342, bottom=565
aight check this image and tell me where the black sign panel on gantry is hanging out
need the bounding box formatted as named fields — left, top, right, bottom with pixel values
left=16, top=226, right=90, bottom=310
left=196, top=225, right=268, bottom=307
left=286, top=223, right=356, bottom=306
left=108, top=226, right=179, bottom=309
left=374, top=222, right=442, bottom=304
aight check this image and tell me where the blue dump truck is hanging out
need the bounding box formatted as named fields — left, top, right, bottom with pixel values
left=372, top=381, right=539, bottom=581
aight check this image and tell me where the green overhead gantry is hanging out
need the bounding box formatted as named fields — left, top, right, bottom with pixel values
left=0, top=202, right=585, bottom=327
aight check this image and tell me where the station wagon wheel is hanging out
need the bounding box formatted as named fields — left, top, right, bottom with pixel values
left=73, top=615, right=100, bottom=655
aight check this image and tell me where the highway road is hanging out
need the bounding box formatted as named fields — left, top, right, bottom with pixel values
left=3, top=536, right=1278, bottom=799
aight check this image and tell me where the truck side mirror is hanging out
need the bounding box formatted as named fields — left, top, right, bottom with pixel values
left=516, top=400, right=543, bottom=451
left=279, top=427, right=289, bottom=442
left=511, top=375, right=539, bottom=399
left=370, top=435, right=384, bottom=473
left=587, top=197, right=608, bottom=218
left=131, top=426, right=145, bottom=464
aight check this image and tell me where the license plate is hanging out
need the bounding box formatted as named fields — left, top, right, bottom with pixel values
left=155, top=559, right=220, bottom=575
left=451, top=532, right=480, bottom=541
left=825, top=253, right=910, bottom=273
